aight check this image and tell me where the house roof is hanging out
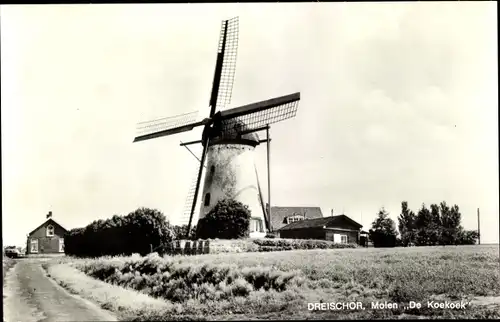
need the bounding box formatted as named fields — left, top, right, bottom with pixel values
left=279, top=214, right=363, bottom=231
left=268, top=204, right=324, bottom=231
left=28, top=218, right=68, bottom=236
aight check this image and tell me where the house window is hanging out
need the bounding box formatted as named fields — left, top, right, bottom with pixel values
left=46, top=225, right=55, bottom=237
left=250, top=218, right=263, bottom=233
left=333, top=233, right=348, bottom=244
left=204, top=193, right=211, bottom=206
left=30, top=239, right=39, bottom=253
left=59, top=238, right=65, bottom=252
left=287, top=215, right=305, bottom=224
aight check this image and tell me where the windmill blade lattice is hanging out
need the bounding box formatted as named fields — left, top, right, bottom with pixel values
left=181, top=169, right=204, bottom=226
left=219, top=93, right=300, bottom=136
left=215, top=17, right=239, bottom=111
left=179, top=143, right=205, bottom=226
left=135, top=111, right=199, bottom=136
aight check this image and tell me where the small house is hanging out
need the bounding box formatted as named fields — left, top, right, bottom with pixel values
left=267, top=204, right=324, bottom=233
left=278, top=214, right=363, bottom=244
left=26, top=211, right=67, bottom=255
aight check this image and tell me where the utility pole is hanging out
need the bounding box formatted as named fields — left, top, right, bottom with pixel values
left=266, top=125, right=272, bottom=231
left=477, top=208, right=481, bottom=245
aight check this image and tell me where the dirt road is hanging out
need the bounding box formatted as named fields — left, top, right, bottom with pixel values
left=3, top=259, right=117, bottom=322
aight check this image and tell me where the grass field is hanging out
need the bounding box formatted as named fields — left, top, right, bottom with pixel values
left=45, top=245, right=500, bottom=320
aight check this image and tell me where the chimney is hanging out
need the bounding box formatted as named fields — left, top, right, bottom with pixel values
left=331, top=209, right=333, bottom=217
left=46, top=211, right=52, bottom=219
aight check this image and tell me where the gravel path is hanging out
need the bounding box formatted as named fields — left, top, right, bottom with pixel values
left=3, top=259, right=117, bottom=322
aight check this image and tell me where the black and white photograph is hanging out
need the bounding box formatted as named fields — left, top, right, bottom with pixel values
left=1, top=2, right=499, bottom=321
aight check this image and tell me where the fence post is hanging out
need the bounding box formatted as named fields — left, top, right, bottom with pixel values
left=197, top=240, right=202, bottom=255
left=205, top=240, right=210, bottom=254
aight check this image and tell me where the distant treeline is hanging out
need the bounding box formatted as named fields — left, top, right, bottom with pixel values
left=397, top=201, right=478, bottom=246
left=368, top=201, right=479, bottom=248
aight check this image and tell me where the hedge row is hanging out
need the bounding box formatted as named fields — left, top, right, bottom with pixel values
left=252, top=238, right=358, bottom=250
left=65, top=208, right=175, bottom=257
left=157, top=238, right=357, bottom=256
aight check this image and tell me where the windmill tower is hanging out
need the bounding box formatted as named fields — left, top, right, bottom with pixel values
left=133, top=17, right=301, bottom=238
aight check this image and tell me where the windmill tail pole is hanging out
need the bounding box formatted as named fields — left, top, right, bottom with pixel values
left=255, top=164, right=270, bottom=231
left=266, top=125, right=272, bottom=231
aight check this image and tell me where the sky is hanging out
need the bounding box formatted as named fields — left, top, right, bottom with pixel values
left=1, top=2, right=498, bottom=246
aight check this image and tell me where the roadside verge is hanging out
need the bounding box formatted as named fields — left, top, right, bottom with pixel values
left=44, top=263, right=174, bottom=321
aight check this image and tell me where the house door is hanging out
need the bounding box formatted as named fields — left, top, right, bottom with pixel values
left=325, top=231, right=334, bottom=241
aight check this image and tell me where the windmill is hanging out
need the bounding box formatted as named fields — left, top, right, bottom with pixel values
left=133, top=17, right=301, bottom=238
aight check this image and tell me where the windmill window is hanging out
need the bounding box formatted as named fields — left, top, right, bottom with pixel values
left=210, top=166, right=215, bottom=174
left=204, top=193, right=211, bottom=206
left=46, top=225, right=55, bottom=237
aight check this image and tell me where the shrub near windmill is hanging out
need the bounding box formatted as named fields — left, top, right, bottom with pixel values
left=134, top=17, right=301, bottom=239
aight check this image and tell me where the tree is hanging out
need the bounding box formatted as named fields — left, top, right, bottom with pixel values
left=124, top=207, right=175, bottom=255
left=457, top=229, right=479, bottom=245
left=415, top=204, right=433, bottom=246
left=196, top=198, right=251, bottom=239
left=398, top=201, right=417, bottom=246
left=427, top=204, right=442, bottom=245
left=369, top=207, right=397, bottom=247
left=440, top=202, right=462, bottom=245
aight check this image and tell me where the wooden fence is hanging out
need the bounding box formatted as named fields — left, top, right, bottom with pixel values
left=161, top=240, right=211, bottom=255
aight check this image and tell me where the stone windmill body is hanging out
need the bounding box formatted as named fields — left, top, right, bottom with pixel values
left=133, top=17, right=301, bottom=238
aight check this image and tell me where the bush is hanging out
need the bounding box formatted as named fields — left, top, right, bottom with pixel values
left=369, top=230, right=397, bottom=248
left=172, top=224, right=197, bottom=240
left=196, top=199, right=251, bottom=239
left=65, top=208, right=175, bottom=257
left=76, top=253, right=305, bottom=304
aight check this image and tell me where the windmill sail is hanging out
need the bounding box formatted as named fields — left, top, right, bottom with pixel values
left=133, top=111, right=209, bottom=143
left=218, top=92, right=300, bottom=136
left=180, top=143, right=205, bottom=226
left=208, top=17, right=239, bottom=117
left=186, top=17, right=239, bottom=236
left=215, top=17, right=239, bottom=111
left=181, top=167, right=205, bottom=226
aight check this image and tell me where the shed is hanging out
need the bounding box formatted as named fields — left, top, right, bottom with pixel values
left=278, top=214, right=363, bottom=244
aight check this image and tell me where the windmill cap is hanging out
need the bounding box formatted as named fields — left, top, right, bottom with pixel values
left=208, top=119, right=260, bottom=146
